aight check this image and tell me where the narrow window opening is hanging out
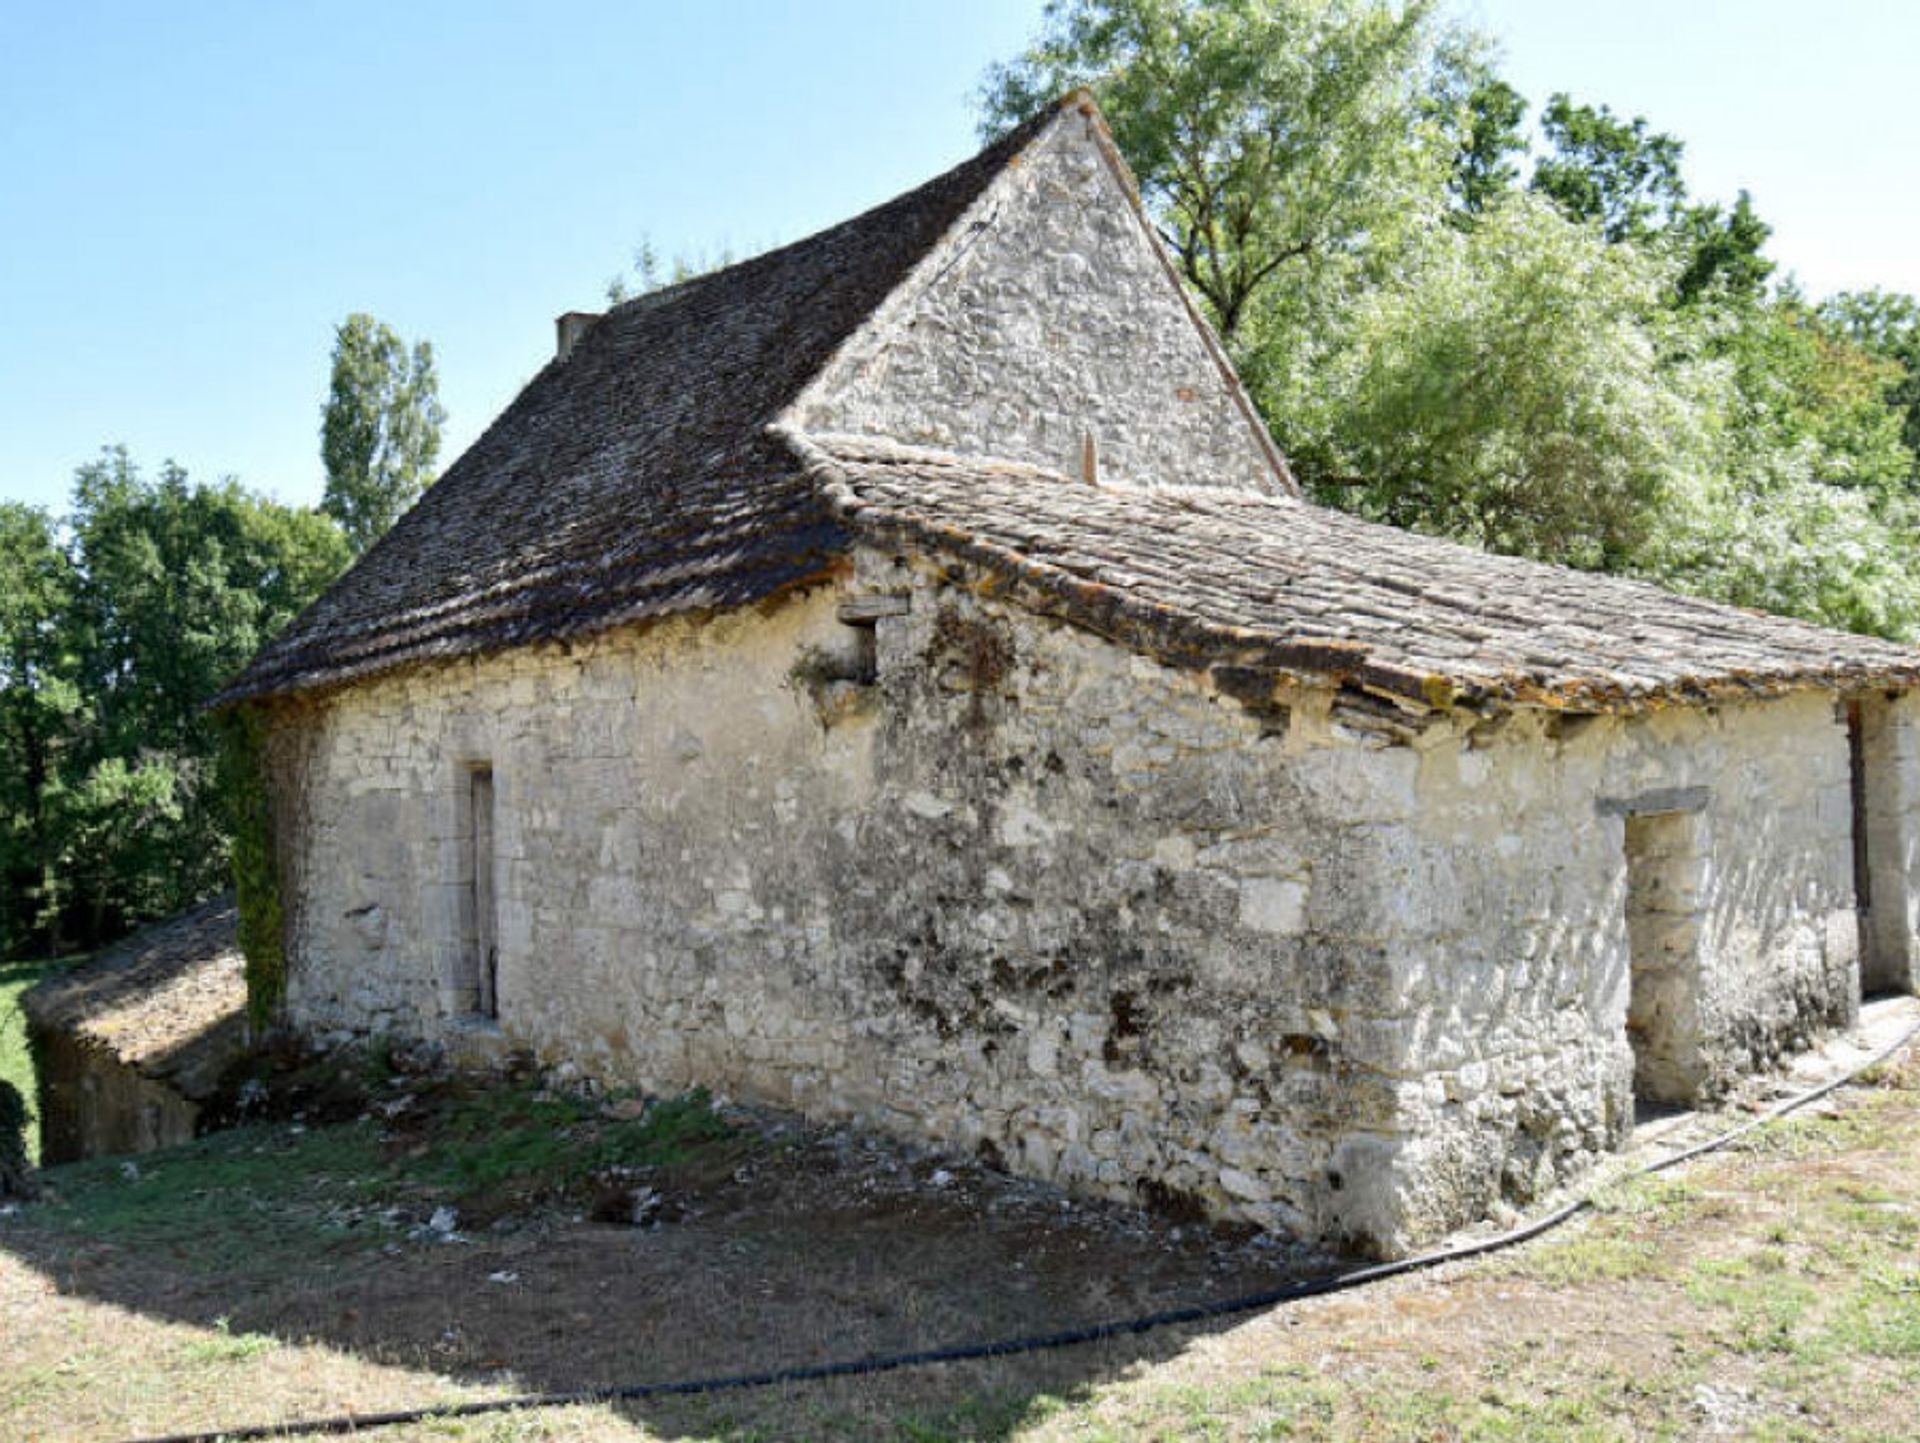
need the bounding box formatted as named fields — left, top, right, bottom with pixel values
left=843, top=620, right=879, bottom=686
left=834, top=592, right=910, bottom=687
left=1623, top=810, right=1706, bottom=1107
left=467, top=766, right=498, bottom=1020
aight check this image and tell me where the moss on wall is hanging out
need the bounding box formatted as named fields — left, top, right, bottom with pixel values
left=218, top=705, right=285, bottom=1032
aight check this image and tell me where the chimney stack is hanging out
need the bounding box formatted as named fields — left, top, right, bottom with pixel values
left=555, top=311, right=603, bottom=362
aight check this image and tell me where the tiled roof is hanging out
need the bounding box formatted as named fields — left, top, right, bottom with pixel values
left=218, top=84, right=1920, bottom=717
left=786, top=431, right=1920, bottom=711
left=215, top=102, right=1069, bottom=705
left=22, top=895, right=244, bottom=1095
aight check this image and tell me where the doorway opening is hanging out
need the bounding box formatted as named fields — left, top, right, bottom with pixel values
left=1622, top=809, right=1706, bottom=1105
left=1852, top=696, right=1915, bottom=997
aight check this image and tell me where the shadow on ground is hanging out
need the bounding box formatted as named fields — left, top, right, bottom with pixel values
left=0, top=1101, right=1349, bottom=1442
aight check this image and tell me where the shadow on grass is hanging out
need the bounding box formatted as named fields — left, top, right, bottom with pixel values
left=0, top=1088, right=1347, bottom=1443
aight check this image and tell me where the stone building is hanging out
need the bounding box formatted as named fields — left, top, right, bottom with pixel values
left=218, top=93, right=1920, bottom=1256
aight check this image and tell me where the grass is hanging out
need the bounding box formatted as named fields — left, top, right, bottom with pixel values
left=25, top=1071, right=736, bottom=1275
left=176, top=1317, right=281, bottom=1364
left=420, top=1084, right=733, bottom=1200
left=4, top=1045, right=1920, bottom=1441
left=1, top=1062, right=747, bottom=1441
left=0, top=954, right=72, bottom=1165
left=1011, top=1051, right=1920, bottom=1442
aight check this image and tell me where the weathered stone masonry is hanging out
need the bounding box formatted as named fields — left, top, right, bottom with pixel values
left=788, top=105, right=1287, bottom=496
left=226, top=90, right=1920, bottom=1258
left=272, top=556, right=1896, bottom=1254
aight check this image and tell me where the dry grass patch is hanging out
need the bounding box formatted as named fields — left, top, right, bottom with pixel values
left=1014, top=1060, right=1920, bottom=1442
left=4, top=1039, right=1920, bottom=1441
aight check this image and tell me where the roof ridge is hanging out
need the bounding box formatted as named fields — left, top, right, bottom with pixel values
left=596, top=93, right=1082, bottom=329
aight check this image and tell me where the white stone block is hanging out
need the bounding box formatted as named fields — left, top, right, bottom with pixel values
left=997, top=795, right=1065, bottom=847
left=1027, top=1030, right=1060, bottom=1078
left=1151, top=835, right=1196, bottom=870
left=1239, top=877, right=1308, bottom=936
left=1217, top=1167, right=1270, bottom=1202
left=902, top=790, right=954, bottom=820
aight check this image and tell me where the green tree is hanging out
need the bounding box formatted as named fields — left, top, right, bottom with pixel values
left=24, top=450, right=350, bottom=948
left=1524, top=96, right=1775, bottom=312
left=0, top=504, right=79, bottom=955
left=1445, top=76, right=1527, bottom=217
left=981, top=0, right=1455, bottom=341
left=1639, top=291, right=1920, bottom=638
left=1671, top=191, right=1774, bottom=307
left=1531, top=94, right=1687, bottom=244
left=1303, top=192, right=1712, bottom=569
left=320, top=314, right=446, bottom=554
left=1726, top=300, right=1910, bottom=491
left=1820, top=288, right=1920, bottom=473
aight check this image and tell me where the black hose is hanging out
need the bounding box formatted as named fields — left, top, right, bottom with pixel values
left=116, top=1014, right=1920, bottom=1443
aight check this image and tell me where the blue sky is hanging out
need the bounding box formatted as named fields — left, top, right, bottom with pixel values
left=3, top=1, right=1916, bottom=514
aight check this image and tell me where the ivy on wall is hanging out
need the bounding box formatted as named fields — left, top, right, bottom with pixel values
left=217, top=705, right=286, bottom=1032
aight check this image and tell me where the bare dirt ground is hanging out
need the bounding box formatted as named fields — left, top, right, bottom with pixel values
left=4, top=1022, right=1920, bottom=1443
left=0, top=1048, right=1336, bottom=1443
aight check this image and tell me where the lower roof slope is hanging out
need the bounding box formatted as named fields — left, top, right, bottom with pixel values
left=787, top=431, right=1920, bottom=711
left=22, top=895, right=244, bottom=1100
left=215, top=104, right=1064, bottom=705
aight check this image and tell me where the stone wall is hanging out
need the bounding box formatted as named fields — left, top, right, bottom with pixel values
left=1374, top=688, right=1859, bottom=1243
left=30, top=1028, right=202, bottom=1165
left=270, top=593, right=880, bottom=1044
left=270, top=557, right=1880, bottom=1255
left=788, top=105, right=1287, bottom=496
left=19, top=895, right=248, bottom=1165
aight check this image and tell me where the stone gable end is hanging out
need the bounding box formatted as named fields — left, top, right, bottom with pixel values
left=788, top=105, right=1288, bottom=496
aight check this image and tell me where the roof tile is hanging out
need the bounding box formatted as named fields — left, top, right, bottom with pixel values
left=788, top=431, right=1920, bottom=710
left=216, top=103, right=1067, bottom=704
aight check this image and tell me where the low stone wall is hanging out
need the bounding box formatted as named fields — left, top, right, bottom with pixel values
left=270, top=557, right=1880, bottom=1254
left=22, top=896, right=247, bottom=1164
left=29, top=1027, right=202, bottom=1165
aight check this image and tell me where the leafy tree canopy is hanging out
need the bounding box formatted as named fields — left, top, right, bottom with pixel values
left=0, top=450, right=348, bottom=955
left=1671, top=191, right=1774, bottom=307
left=1305, top=192, right=1709, bottom=570
left=1445, top=76, right=1527, bottom=218
left=321, top=314, right=446, bottom=554
left=1819, top=288, right=1920, bottom=471
left=1531, top=93, right=1687, bottom=245
left=0, top=504, right=78, bottom=955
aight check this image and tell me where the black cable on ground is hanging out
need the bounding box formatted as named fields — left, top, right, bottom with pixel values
left=118, top=1015, right=1920, bottom=1443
